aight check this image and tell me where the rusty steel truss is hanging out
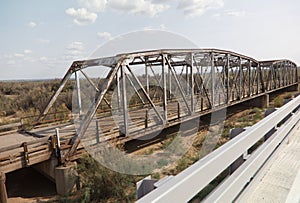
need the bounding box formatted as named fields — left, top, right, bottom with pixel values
left=36, top=49, right=298, bottom=163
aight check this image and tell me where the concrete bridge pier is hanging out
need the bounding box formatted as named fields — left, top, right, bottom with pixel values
left=243, top=94, right=269, bottom=109
left=0, top=172, right=8, bottom=203
left=261, top=94, right=270, bottom=108
left=55, top=163, right=78, bottom=196
left=34, top=159, right=78, bottom=196
left=287, top=84, right=299, bottom=92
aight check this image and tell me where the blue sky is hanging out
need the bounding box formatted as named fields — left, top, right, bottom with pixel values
left=1, top=0, right=300, bottom=80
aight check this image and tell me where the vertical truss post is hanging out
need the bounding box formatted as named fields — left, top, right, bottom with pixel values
left=75, top=71, right=82, bottom=116
left=226, top=54, right=230, bottom=104
left=145, top=59, right=150, bottom=94
left=190, top=53, right=195, bottom=113
left=177, top=102, right=180, bottom=119
left=23, top=142, right=29, bottom=166
left=55, top=128, right=62, bottom=165
left=211, top=52, right=215, bottom=109
left=145, top=110, right=148, bottom=128
left=248, top=60, right=251, bottom=96
left=278, top=63, right=280, bottom=87
left=162, top=55, right=168, bottom=124
left=168, top=64, right=172, bottom=100
left=116, top=70, right=121, bottom=111
left=121, top=65, right=129, bottom=136
left=186, top=65, right=189, bottom=95
left=0, top=172, right=8, bottom=203
left=257, top=65, right=260, bottom=94
left=259, top=64, right=265, bottom=92
left=96, top=120, right=100, bottom=143
left=296, top=63, right=299, bottom=83
left=239, top=57, right=242, bottom=100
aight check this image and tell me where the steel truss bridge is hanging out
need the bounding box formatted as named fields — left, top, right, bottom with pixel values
left=0, top=48, right=299, bottom=203
left=35, top=48, right=298, bottom=163
left=0, top=49, right=298, bottom=184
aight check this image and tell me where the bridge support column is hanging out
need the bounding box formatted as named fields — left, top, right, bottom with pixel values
left=55, top=162, right=78, bottom=196
left=33, top=158, right=58, bottom=182
left=261, top=94, right=269, bottom=108
left=0, top=172, right=8, bottom=203
left=243, top=94, right=269, bottom=109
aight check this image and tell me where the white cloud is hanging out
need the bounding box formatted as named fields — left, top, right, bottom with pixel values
left=144, top=24, right=167, bottom=30
left=226, top=10, right=246, bottom=17
left=36, top=38, right=51, bottom=44
left=67, top=41, right=84, bottom=51
left=39, top=57, right=48, bottom=62
left=65, top=41, right=85, bottom=60
left=97, top=32, right=113, bottom=40
left=3, top=54, right=13, bottom=59
left=7, top=60, right=16, bottom=65
left=14, top=53, right=25, bottom=58
left=79, top=0, right=108, bottom=12
left=178, top=0, right=224, bottom=17
left=24, top=49, right=33, bottom=54
left=107, top=0, right=170, bottom=17
left=28, top=21, right=37, bottom=28
left=65, top=8, right=98, bottom=25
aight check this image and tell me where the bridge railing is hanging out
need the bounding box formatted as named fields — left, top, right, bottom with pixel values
left=137, top=95, right=300, bottom=203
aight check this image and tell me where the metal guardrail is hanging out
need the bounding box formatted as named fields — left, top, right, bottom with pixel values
left=137, top=95, right=300, bottom=203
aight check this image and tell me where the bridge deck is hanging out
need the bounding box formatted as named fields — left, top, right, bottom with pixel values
left=238, top=122, right=300, bottom=202
left=0, top=132, right=37, bottom=149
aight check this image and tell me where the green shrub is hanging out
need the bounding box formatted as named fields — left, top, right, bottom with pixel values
left=77, top=155, right=137, bottom=203
left=274, top=97, right=283, bottom=107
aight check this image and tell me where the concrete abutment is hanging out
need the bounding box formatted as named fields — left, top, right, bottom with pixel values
left=34, top=160, right=78, bottom=196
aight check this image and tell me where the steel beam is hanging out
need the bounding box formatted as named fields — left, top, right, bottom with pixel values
left=211, top=52, right=216, bottom=108
left=145, top=61, right=150, bottom=94
left=168, top=65, right=172, bottom=100
left=116, top=70, right=121, bottom=110
left=239, top=57, right=242, bottom=100
left=162, top=55, right=168, bottom=123
left=190, top=53, right=195, bottom=112
left=121, top=65, right=129, bottom=136
left=75, top=71, right=82, bottom=116
left=226, top=54, right=230, bottom=103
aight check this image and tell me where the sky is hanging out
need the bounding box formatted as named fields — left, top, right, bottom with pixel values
left=1, top=0, right=300, bottom=80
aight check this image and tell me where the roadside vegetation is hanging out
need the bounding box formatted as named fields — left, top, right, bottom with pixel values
left=63, top=155, right=139, bottom=203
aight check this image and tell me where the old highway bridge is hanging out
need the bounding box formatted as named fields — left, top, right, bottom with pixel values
left=0, top=49, right=299, bottom=202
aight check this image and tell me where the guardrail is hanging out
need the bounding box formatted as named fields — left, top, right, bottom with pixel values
left=137, top=95, right=300, bottom=203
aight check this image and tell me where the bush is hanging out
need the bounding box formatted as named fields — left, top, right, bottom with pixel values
left=77, top=155, right=137, bottom=203
left=274, top=97, right=283, bottom=107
